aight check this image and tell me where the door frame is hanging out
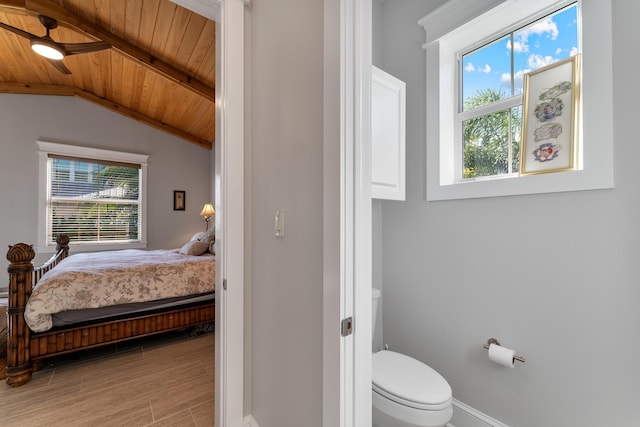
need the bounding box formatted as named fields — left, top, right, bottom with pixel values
left=214, top=1, right=245, bottom=426
left=324, top=0, right=373, bottom=425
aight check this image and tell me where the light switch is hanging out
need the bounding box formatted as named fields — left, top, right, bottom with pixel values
left=274, top=209, right=285, bottom=238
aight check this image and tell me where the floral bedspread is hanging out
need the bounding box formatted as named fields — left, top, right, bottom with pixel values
left=24, top=249, right=215, bottom=332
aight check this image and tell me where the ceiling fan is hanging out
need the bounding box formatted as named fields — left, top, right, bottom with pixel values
left=0, top=15, right=111, bottom=75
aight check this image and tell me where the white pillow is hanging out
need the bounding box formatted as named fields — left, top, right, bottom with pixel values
left=191, top=230, right=215, bottom=243
left=190, top=231, right=209, bottom=242
left=180, top=240, right=209, bottom=256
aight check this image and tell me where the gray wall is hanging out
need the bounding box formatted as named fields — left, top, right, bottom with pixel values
left=246, top=0, right=325, bottom=425
left=376, top=0, right=640, bottom=425
left=0, top=94, right=212, bottom=284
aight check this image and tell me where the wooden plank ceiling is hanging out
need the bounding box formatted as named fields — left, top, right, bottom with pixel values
left=0, top=0, right=215, bottom=149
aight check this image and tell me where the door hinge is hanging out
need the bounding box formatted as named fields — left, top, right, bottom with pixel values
left=341, top=316, right=353, bottom=337
left=223, top=279, right=227, bottom=291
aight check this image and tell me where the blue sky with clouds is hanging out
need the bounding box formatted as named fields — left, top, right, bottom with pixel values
left=462, top=4, right=578, bottom=106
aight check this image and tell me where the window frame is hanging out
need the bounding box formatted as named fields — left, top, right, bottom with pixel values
left=420, top=0, right=614, bottom=201
left=37, top=141, right=149, bottom=253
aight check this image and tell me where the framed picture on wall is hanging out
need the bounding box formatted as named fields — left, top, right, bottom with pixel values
left=174, top=190, right=185, bottom=211
left=520, top=55, right=580, bottom=175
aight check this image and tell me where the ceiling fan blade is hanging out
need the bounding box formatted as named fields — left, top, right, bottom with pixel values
left=46, top=58, right=71, bottom=75
left=0, top=21, right=38, bottom=41
left=60, top=41, right=111, bottom=56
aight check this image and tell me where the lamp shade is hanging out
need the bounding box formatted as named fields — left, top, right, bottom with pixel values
left=200, top=203, right=215, bottom=218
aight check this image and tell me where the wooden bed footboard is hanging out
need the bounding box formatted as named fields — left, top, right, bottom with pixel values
left=5, top=235, right=215, bottom=387
left=5, top=235, right=69, bottom=387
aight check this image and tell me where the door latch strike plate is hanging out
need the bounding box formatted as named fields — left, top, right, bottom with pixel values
left=341, top=317, right=353, bottom=337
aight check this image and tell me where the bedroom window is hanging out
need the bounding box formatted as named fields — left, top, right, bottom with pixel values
left=38, top=141, right=149, bottom=252
left=420, top=0, right=614, bottom=200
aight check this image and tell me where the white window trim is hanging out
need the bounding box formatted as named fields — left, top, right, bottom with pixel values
left=420, top=0, right=614, bottom=201
left=37, top=140, right=149, bottom=253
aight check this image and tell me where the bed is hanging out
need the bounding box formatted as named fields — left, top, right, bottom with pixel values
left=5, top=234, right=215, bottom=387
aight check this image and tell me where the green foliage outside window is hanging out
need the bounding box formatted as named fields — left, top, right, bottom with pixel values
left=49, top=160, right=141, bottom=244
left=462, top=89, right=521, bottom=179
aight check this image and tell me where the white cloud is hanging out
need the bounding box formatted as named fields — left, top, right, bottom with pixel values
left=507, top=39, right=529, bottom=53
left=465, top=62, right=491, bottom=74
left=570, top=46, right=579, bottom=56
left=510, top=17, right=560, bottom=54
left=528, top=54, right=554, bottom=69
left=513, top=70, right=527, bottom=89
left=555, top=48, right=562, bottom=55
left=501, top=70, right=528, bottom=89
left=520, top=18, right=559, bottom=41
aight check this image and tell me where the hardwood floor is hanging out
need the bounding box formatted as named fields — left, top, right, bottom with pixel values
left=0, top=330, right=214, bottom=427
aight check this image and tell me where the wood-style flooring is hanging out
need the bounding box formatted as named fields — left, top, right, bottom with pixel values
left=0, top=330, right=214, bottom=427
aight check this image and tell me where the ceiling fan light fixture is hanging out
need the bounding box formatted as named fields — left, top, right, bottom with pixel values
left=31, top=39, right=64, bottom=60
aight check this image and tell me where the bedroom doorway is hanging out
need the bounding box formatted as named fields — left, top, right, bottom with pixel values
left=169, top=1, right=245, bottom=425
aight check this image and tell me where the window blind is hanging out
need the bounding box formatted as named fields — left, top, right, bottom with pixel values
left=48, top=155, right=142, bottom=245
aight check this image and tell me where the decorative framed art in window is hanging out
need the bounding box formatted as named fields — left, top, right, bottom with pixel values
left=520, top=55, right=580, bottom=175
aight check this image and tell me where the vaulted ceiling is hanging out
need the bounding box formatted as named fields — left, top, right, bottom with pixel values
left=0, top=0, right=215, bottom=149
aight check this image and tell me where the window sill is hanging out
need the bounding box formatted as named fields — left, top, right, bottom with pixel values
left=37, top=241, right=148, bottom=254
left=427, top=168, right=614, bottom=201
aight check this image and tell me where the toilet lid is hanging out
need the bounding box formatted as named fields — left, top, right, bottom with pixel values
left=372, top=350, right=452, bottom=411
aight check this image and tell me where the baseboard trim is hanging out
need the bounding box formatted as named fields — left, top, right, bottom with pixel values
left=449, top=398, right=510, bottom=427
left=244, top=414, right=260, bottom=427
left=243, top=400, right=505, bottom=427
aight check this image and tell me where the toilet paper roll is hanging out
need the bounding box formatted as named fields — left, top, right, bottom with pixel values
left=488, top=343, right=515, bottom=368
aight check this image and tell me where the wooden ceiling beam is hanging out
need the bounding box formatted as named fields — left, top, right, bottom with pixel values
left=0, top=82, right=212, bottom=150
left=0, top=81, right=74, bottom=95
left=0, top=0, right=24, bottom=9
left=0, top=0, right=215, bottom=102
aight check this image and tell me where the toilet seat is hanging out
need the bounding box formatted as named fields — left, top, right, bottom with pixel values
left=373, top=350, right=452, bottom=411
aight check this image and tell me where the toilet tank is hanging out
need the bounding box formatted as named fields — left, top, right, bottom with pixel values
left=372, top=288, right=382, bottom=336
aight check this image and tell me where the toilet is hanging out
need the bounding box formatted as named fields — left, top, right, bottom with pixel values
left=372, top=288, right=453, bottom=427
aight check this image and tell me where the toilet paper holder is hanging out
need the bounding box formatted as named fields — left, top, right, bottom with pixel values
left=482, top=338, right=526, bottom=363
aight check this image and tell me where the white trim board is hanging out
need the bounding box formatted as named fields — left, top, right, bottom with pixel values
left=336, top=0, right=373, bottom=425
left=449, top=399, right=510, bottom=427
left=214, top=1, right=245, bottom=426
left=168, top=0, right=221, bottom=21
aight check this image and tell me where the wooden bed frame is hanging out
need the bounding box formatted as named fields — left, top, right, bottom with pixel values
left=5, top=234, right=215, bottom=387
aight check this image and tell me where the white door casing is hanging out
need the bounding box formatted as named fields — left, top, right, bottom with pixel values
left=328, top=0, right=373, bottom=425
left=214, top=1, right=244, bottom=426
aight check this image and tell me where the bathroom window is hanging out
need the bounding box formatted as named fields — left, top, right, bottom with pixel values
left=460, top=4, right=577, bottom=179
left=420, top=0, right=614, bottom=201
